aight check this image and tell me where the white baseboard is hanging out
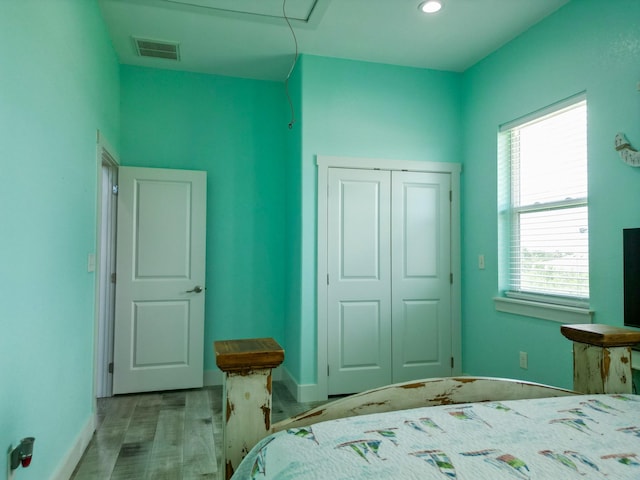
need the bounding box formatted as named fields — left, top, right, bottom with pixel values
left=50, top=414, right=95, bottom=480
left=280, top=367, right=324, bottom=403
left=204, top=367, right=283, bottom=387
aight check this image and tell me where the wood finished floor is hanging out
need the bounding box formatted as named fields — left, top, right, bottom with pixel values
left=70, top=382, right=326, bottom=480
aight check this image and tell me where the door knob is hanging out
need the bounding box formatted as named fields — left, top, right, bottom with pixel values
left=186, top=286, right=203, bottom=293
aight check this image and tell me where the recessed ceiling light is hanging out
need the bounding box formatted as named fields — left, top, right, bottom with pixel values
left=419, top=0, right=443, bottom=14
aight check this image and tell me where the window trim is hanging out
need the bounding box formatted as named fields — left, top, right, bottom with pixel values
left=499, top=92, right=587, bottom=133
left=505, top=290, right=589, bottom=309
left=494, top=296, right=593, bottom=324
left=497, top=93, right=590, bottom=314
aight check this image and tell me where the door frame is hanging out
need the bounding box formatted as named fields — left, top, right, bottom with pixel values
left=93, top=130, right=119, bottom=402
left=316, top=155, right=462, bottom=400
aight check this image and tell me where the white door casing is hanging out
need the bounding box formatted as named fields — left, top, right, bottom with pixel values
left=318, top=156, right=461, bottom=401
left=96, top=161, right=118, bottom=398
left=113, top=166, right=207, bottom=394
left=94, top=130, right=119, bottom=399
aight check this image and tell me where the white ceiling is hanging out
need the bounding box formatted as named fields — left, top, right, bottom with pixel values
left=99, top=0, right=571, bottom=81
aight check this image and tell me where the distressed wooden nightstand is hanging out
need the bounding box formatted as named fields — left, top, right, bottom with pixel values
left=214, top=337, right=284, bottom=479
left=561, top=324, right=640, bottom=394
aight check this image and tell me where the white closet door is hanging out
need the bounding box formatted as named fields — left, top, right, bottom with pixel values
left=391, top=171, right=452, bottom=383
left=327, top=168, right=392, bottom=395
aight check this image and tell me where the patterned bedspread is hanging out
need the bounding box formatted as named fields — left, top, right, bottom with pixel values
left=232, top=394, right=640, bottom=479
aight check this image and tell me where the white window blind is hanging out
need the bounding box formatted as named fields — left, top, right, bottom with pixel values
left=499, top=96, right=588, bottom=306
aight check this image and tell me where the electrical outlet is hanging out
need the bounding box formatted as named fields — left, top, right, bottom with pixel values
left=519, top=351, right=528, bottom=369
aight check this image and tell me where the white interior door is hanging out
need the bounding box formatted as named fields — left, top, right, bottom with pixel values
left=113, top=166, right=207, bottom=395
left=327, top=168, right=392, bottom=395
left=391, top=171, right=452, bottom=382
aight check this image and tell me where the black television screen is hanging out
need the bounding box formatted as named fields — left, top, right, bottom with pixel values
left=624, top=228, right=640, bottom=328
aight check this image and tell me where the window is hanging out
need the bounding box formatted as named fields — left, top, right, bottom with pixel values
left=498, top=95, right=588, bottom=309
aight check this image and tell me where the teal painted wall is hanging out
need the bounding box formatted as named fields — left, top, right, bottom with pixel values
left=293, top=55, right=464, bottom=383
left=0, top=1, right=119, bottom=478
left=119, top=66, right=288, bottom=371
left=462, top=0, right=640, bottom=388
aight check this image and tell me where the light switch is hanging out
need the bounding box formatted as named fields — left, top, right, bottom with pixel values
left=478, top=254, right=485, bottom=270
left=88, top=253, right=96, bottom=272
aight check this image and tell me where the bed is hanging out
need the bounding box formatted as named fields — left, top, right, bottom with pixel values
left=216, top=325, right=640, bottom=479
left=235, top=389, right=640, bottom=479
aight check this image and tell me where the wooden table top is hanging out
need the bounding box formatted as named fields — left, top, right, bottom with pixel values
left=561, top=324, right=640, bottom=347
left=214, top=337, right=284, bottom=372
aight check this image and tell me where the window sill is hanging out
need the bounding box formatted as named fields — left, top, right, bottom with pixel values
left=493, top=296, right=594, bottom=324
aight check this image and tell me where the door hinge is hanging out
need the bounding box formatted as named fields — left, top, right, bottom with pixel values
left=111, top=272, right=116, bottom=284
left=449, top=190, right=452, bottom=202
left=451, top=357, right=454, bottom=369
left=112, top=184, right=119, bottom=195
left=450, top=273, right=453, bottom=284
left=327, top=274, right=329, bottom=285
left=108, top=362, right=114, bottom=374
left=327, top=365, right=330, bottom=376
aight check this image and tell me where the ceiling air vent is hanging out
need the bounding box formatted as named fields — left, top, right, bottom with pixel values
left=133, top=38, right=180, bottom=61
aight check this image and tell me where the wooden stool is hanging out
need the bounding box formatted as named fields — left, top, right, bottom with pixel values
left=214, top=338, right=284, bottom=479
left=561, top=324, right=640, bottom=394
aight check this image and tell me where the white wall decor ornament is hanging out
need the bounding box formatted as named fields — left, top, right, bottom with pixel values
left=615, top=132, right=640, bottom=166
